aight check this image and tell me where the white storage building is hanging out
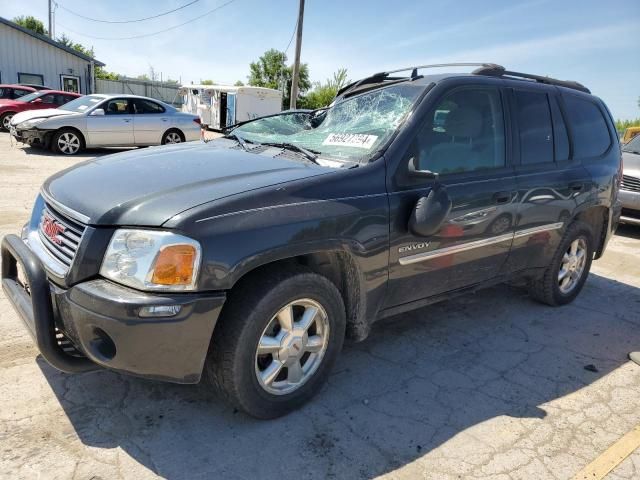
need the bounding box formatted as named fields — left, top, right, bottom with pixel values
left=0, top=16, right=104, bottom=94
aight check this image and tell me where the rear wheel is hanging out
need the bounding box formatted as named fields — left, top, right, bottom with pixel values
left=528, top=220, right=594, bottom=306
left=52, top=129, right=84, bottom=155
left=161, top=129, right=184, bottom=145
left=205, top=268, right=346, bottom=419
left=0, top=112, right=15, bottom=132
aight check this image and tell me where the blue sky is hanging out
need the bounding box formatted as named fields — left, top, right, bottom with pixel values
left=1, top=0, right=639, bottom=119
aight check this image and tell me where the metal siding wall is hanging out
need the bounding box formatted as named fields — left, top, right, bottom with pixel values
left=0, top=24, right=91, bottom=92
left=96, top=78, right=182, bottom=106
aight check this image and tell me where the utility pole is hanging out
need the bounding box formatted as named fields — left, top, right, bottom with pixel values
left=48, top=0, right=54, bottom=38
left=289, top=0, right=305, bottom=109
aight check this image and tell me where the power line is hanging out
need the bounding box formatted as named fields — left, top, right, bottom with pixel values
left=55, top=0, right=201, bottom=24
left=56, top=0, right=237, bottom=40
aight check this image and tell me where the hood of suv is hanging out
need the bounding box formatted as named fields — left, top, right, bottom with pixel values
left=43, top=141, right=332, bottom=226
left=12, top=108, right=75, bottom=125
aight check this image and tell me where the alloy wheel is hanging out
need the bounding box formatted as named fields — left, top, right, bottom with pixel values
left=165, top=132, right=182, bottom=144
left=558, top=237, right=587, bottom=294
left=255, top=298, right=330, bottom=395
left=57, top=132, right=81, bottom=155
left=2, top=114, right=13, bottom=130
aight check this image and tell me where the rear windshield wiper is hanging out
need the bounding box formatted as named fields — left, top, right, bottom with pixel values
left=259, top=142, right=320, bottom=164
left=224, top=132, right=250, bottom=151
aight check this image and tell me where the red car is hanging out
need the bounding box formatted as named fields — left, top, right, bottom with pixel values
left=0, top=84, right=36, bottom=100
left=0, top=90, right=81, bottom=131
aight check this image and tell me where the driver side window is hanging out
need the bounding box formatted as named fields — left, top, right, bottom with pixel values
left=104, top=99, right=130, bottom=115
left=412, top=87, right=506, bottom=175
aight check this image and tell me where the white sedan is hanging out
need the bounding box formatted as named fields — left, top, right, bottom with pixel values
left=9, top=94, right=201, bottom=155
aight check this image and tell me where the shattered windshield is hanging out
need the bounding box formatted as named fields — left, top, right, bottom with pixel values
left=232, top=83, right=423, bottom=164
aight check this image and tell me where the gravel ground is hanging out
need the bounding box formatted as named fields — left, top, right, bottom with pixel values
left=1, top=132, right=639, bottom=480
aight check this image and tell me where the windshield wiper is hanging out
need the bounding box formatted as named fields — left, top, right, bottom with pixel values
left=224, top=132, right=250, bottom=151
left=259, top=142, right=320, bottom=164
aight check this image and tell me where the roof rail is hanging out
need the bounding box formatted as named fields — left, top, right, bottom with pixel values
left=472, top=65, right=590, bottom=93
left=336, top=63, right=503, bottom=99
left=374, top=62, right=503, bottom=78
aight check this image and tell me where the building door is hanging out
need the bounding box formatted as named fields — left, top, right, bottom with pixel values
left=61, top=75, right=80, bottom=93
left=219, top=92, right=228, bottom=130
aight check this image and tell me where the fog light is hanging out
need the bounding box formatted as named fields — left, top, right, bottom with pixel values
left=139, top=305, right=182, bottom=318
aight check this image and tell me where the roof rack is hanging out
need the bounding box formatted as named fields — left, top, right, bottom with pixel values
left=374, top=62, right=503, bottom=78
left=472, top=65, right=590, bottom=93
left=336, top=62, right=590, bottom=99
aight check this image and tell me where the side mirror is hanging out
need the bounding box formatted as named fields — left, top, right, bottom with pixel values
left=407, top=156, right=439, bottom=179
left=90, top=108, right=105, bottom=116
left=31, top=98, right=42, bottom=104
left=408, top=184, right=453, bottom=237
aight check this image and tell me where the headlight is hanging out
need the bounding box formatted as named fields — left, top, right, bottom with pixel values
left=100, top=229, right=201, bottom=291
left=19, top=118, right=47, bottom=129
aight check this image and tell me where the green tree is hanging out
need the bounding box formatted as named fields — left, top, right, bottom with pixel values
left=13, top=15, right=47, bottom=35
left=234, top=80, right=244, bottom=86
left=248, top=49, right=311, bottom=108
left=615, top=118, right=640, bottom=133
left=201, top=79, right=215, bottom=85
left=299, top=68, right=349, bottom=109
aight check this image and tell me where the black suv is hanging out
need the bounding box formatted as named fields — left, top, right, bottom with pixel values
left=2, top=63, right=622, bottom=418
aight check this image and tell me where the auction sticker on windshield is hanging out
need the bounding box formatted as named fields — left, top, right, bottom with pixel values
left=323, top=133, right=378, bottom=149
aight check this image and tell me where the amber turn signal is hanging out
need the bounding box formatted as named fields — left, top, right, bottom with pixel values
left=151, top=244, right=197, bottom=286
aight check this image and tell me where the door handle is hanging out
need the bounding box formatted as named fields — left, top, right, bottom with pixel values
left=493, top=191, right=512, bottom=204
left=123, top=119, right=131, bottom=123
left=569, top=182, right=583, bottom=191
left=161, top=118, right=168, bottom=122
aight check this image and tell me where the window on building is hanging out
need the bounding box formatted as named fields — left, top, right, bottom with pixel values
left=515, top=90, right=553, bottom=165
left=18, top=73, right=44, bottom=86
left=563, top=94, right=611, bottom=158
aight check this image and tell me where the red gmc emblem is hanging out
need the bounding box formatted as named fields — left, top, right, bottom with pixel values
left=42, top=213, right=65, bottom=245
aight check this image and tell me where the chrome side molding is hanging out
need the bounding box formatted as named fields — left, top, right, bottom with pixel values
left=398, top=222, right=563, bottom=266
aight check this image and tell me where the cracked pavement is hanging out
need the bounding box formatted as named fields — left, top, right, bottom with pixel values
left=1, top=133, right=639, bottom=479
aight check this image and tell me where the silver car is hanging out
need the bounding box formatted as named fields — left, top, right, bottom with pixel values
left=9, top=94, right=201, bottom=155
left=620, top=134, right=640, bottom=225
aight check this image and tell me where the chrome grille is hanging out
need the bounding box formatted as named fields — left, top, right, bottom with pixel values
left=38, top=204, right=86, bottom=269
left=622, top=175, right=640, bottom=192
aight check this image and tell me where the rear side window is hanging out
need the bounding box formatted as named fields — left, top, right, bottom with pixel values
left=133, top=99, right=165, bottom=114
left=514, top=90, right=553, bottom=165
left=563, top=95, right=610, bottom=158
left=549, top=97, right=569, bottom=161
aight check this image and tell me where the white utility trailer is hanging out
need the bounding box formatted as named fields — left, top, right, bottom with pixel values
left=179, top=84, right=282, bottom=130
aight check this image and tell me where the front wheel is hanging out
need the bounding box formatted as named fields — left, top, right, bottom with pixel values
left=0, top=112, right=15, bottom=132
left=528, top=220, right=594, bottom=306
left=205, top=268, right=346, bottom=418
left=52, top=129, right=83, bottom=155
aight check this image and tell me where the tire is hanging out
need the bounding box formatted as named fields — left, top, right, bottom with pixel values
left=161, top=129, right=184, bottom=145
left=528, top=220, right=594, bottom=306
left=52, top=129, right=84, bottom=155
left=0, top=112, right=15, bottom=132
left=205, top=267, right=346, bottom=419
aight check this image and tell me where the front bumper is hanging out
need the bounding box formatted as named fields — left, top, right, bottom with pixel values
left=619, top=189, right=640, bottom=225
left=1, top=234, right=226, bottom=383
left=10, top=126, right=50, bottom=147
